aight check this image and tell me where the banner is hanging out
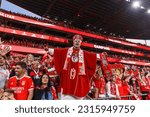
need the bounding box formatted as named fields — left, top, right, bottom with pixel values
left=1, top=10, right=150, bottom=51
left=0, top=26, right=147, bottom=58
left=0, top=26, right=148, bottom=58
left=82, top=42, right=145, bottom=57
left=0, top=26, right=68, bottom=43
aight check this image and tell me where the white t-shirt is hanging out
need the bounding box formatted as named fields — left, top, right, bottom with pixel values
left=0, top=67, right=9, bottom=89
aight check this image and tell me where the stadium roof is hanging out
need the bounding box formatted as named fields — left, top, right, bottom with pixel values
left=7, top=0, right=150, bottom=39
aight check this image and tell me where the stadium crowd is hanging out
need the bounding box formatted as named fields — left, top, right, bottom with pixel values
left=1, top=8, right=150, bottom=100
left=0, top=35, right=150, bottom=100
left=1, top=8, right=149, bottom=48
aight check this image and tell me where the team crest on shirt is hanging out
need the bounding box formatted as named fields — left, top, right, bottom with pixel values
left=22, top=81, right=26, bottom=86
left=71, top=55, right=78, bottom=62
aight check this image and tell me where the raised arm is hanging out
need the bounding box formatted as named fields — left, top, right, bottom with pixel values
left=0, top=46, right=11, bottom=56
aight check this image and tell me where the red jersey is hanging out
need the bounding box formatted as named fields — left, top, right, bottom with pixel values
left=93, top=77, right=106, bottom=94
left=7, top=75, right=34, bottom=100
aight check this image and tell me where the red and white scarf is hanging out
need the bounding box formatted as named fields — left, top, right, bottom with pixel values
left=110, top=82, right=116, bottom=95
left=63, top=47, right=85, bottom=75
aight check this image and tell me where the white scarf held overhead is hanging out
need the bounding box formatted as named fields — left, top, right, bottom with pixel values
left=63, top=47, right=85, bottom=75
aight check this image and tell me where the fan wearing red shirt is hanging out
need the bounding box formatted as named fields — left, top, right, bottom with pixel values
left=6, top=62, right=34, bottom=100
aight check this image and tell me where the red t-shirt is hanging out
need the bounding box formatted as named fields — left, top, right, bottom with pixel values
left=7, top=75, right=34, bottom=100
left=93, top=77, right=106, bottom=94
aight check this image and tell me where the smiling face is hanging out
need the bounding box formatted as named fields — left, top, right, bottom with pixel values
left=15, top=65, right=25, bottom=77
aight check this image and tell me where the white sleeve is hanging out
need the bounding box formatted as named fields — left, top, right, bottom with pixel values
left=6, top=70, right=10, bottom=80
left=48, top=48, right=54, bottom=55
left=106, top=82, right=116, bottom=98
left=48, top=67, right=55, bottom=72
left=115, top=84, right=120, bottom=98
left=96, top=53, right=100, bottom=59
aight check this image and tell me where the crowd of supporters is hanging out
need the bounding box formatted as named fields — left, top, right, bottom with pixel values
left=0, top=49, right=59, bottom=100
left=2, top=37, right=149, bottom=63
left=0, top=22, right=146, bottom=58
left=90, top=63, right=150, bottom=100
left=0, top=21, right=147, bottom=56
left=0, top=9, right=150, bottom=100
left=0, top=44, right=150, bottom=100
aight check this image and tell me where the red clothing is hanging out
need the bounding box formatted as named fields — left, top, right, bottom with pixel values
left=99, top=53, right=112, bottom=81
left=116, top=78, right=124, bottom=98
left=54, top=48, right=96, bottom=98
left=133, top=69, right=139, bottom=79
left=93, top=77, right=106, bottom=94
left=51, top=86, right=57, bottom=100
left=140, top=77, right=150, bottom=92
left=7, top=75, right=34, bottom=100
left=122, top=81, right=130, bottom=100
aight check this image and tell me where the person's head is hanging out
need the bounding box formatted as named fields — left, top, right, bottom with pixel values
left=0, top=55, right=5, bottom=66
left=112, top=74, right=116, bottom=82
left=95, top=66, right=103, bottom=79
left=27, top=54, right=34, bottom=62
left=140, top=71, right=145, bottom=77
left=111, top=68, right=116, bottom=76
left=1, top=89, right=15, bottom=100
left=15, top=62, right=27, bottom=78
left=32, top=60, right=40, bottom=70
left=73, top=34, right=83, bottom=49
left=41, top=74, right=51, bottom=86
left=0, top=89, right=4, bottom=99
left=14, top=56, right=20, bottom=63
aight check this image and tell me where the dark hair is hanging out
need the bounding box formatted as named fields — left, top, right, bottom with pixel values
left=40, top=74, right=51, bottom=87
left=38, top=74, right=52, bottom=100
left=129, top=78, right=139, bottom=87
left=16, top=62, right=27, bottom=69
left=144, top=72, right=149, bottom=76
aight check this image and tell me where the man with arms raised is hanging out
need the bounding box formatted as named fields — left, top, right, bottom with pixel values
left=49, top=35, right=98, bottom=99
